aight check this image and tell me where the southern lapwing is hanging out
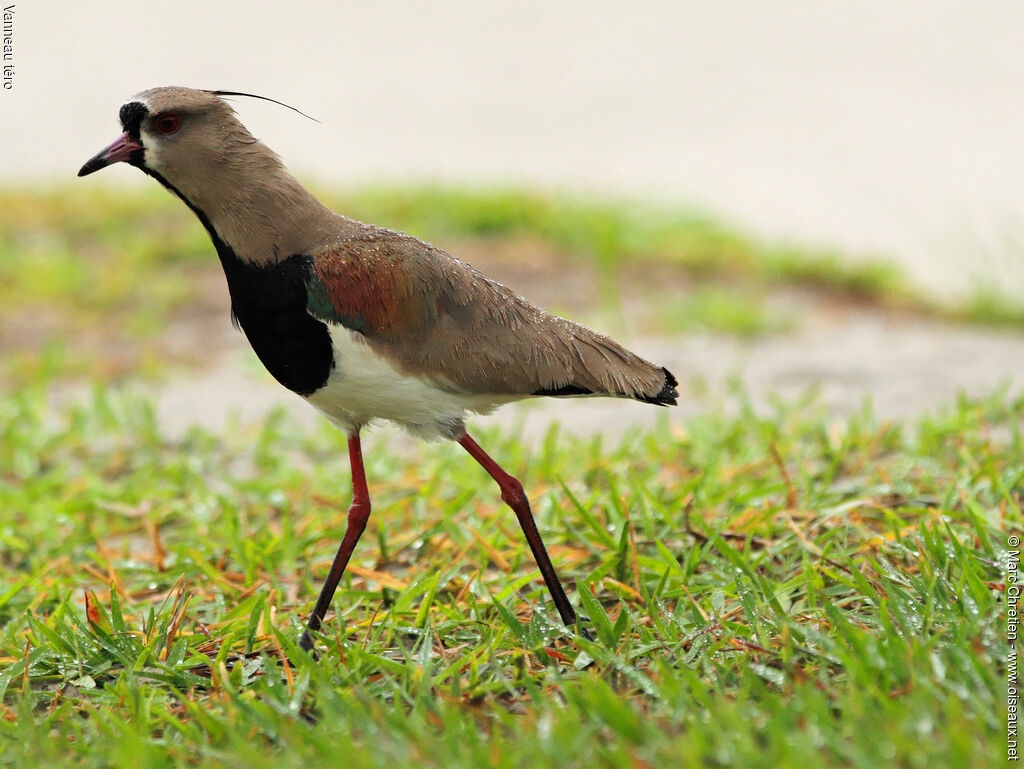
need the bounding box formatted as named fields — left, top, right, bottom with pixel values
left=79, top=87, right=678, bottom=652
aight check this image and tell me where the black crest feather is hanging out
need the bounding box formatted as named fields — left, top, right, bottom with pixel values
left=208, top=90, right=320, bottom=123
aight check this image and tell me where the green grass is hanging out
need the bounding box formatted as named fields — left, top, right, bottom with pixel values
left=0, top=376, right=1016, bottom=768
left=0, top=183, right=1017, bottom=766
left=0, top=186, right=212, bottom=313
left=644, top=285, right=795, bottom=338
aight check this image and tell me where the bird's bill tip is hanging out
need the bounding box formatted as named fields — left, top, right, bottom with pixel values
left=78, top=132, right=143, bottom=177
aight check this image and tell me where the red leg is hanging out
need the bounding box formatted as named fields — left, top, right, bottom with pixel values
left=299, top=432, right=371, bottom=651
left=458, top=432, right=578, bottom=626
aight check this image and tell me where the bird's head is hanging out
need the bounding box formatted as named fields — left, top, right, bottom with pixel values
left=78, top=87, right=259, bottom=185
left=78, top=87, right=331, bottom=264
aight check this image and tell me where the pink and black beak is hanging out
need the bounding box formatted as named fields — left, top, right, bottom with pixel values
left=78, top=132, right=144, bottom=177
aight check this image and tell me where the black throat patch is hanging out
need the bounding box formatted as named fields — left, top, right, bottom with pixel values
left=219, top=252, right=337, bottom=396
left=141, top=168, right=336, bottom=396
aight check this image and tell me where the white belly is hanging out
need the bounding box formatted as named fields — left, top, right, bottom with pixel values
left=303, top=326, right=517, bottom=440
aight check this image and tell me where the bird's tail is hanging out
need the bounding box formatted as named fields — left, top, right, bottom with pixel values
left=535, top=322, right=678, bottom=406
left=637, top=366, right=679, bottom=406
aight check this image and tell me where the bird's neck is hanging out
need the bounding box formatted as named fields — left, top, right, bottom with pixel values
left=166, top=155, right=340, bottom=267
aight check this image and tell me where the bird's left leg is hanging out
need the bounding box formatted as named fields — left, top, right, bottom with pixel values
left=299, top=431, right=371, bottom=652
left=457, top=432, right=579, bottom=627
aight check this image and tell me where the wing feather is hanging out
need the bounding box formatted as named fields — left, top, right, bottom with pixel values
left=306, top=225, right=675, bottom=403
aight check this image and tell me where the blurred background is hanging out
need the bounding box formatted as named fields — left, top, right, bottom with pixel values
left=6, top=0, right=1024, bottom=298
left=2, top=6, right=1014, bottom=759
left=1, top=1, right=1023, bottom=434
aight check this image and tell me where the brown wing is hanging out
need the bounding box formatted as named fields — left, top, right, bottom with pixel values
left=306, top=224, right=676, bottom=403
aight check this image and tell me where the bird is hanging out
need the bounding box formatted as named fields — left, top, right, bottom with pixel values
left=78, top=86, right=678, bottom=653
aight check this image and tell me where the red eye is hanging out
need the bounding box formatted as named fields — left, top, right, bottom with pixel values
left=153, top=113, right=181, bottom=134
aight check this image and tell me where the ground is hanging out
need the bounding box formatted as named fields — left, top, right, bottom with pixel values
left=0, top=186, right=1016, bottom=768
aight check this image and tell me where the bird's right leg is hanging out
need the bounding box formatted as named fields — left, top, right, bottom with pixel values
left=457, top=432, right=580, bottom=628
left=299, top=431, right=371, bottom=652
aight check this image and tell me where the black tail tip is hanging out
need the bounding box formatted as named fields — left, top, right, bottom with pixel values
left=641, top=367, right=678, bottom=406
